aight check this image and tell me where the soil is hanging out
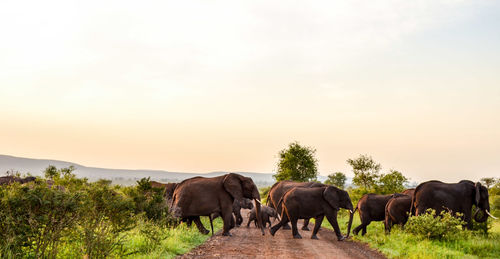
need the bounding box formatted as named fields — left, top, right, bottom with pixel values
left=177, top=209, right=387, bottom=259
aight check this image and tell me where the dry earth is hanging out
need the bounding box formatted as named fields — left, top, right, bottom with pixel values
left=177, top=209, right=386, bottom=259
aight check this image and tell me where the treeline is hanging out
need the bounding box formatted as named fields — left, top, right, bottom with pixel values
left=0, top=166, right=175, bottom=258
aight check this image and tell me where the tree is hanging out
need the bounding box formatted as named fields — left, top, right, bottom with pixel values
left=273, top=142, right=318, bottom=182
left=480, top=177, right=497, bottom=189
left=347, top=154, right=381, bottom=190
left=325, top=172, right=347, bottom=189
left=378, top=169, right=408, bottom=194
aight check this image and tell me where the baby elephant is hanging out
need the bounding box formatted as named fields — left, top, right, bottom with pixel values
left=270, top=186, right=353, bottom=241
left=247, top=205, right=278, bottom=228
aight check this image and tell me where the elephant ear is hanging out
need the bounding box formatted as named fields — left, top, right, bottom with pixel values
left=475, top=182, right=481, bottom=205
left=223, top=173, right=243, bottom=202
left=323, top=186, right=340, bottom=210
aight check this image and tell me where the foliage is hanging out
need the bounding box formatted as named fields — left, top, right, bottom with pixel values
left=259, top=186, right=272, bottom=203
left=376, top=170, right=408, bottom=194
left=273, top=142, right=318, bottom=182
left=0, top=180, right=81, bottom=258
left=324, top=172, right=347, bottom=188
left=347, top=154, right=381, bottom=190
left=76, top=180, right=136, bottom=258
left=123, top=177, right=177, bottom=226
left=405, top=209, right=465, bottom=240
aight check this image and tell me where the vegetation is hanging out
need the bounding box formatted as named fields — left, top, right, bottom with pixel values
left=324, top=172, right=347, bottom=188
left=0, top=166, right=222, bottom=258
left=273, top=141, right=318, bottom=182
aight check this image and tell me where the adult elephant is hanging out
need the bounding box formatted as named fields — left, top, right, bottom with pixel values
left=267, top=180, right=327, bottom=230
left=347, top=193, right=394, bottom=236
left=171, top=173, right=264, bottom=236
left=270, top=186, right=353, bottom=240
left=402, top=188, right=415, bottom=196
left=411, top=180, right=495, bottom=229
left=384, top=193, right=412, bottom=233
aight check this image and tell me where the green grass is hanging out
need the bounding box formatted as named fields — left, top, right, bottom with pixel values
left=57, top=217, right=224, bottom=259
left=321, top=213, right=500, bottom=259
left=123, top=217, right=224, bottom=259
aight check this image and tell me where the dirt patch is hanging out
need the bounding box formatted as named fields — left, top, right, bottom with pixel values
left=177, top=209, right=386, bottom=259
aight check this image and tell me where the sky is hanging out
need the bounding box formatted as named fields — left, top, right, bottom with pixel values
left=1, top=0, right=499, bottom=183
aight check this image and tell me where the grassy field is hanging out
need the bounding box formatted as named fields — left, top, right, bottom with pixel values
left=321, top=213, right=500, bottom=259
left=56, top=217, right=224, bottom=259
left=124, top=218, right=224, bottom=259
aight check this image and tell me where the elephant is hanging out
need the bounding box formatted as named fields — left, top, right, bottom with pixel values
left=247, top=205, right=278, bottom=228
left=270, top=186, right=353, bottom=240
left=234, top=198, right=253, bottom=226
left=267, top=180, right=327, bottom=231
left=384, top=193, right=412, bottom=233
left=402, top=188, right=415, bottom=196
left=0, top=176, right=37, bottom=185
left=171, top=173, right=264, bottom=236
left=150, top=181, right=178, bottom=200
left=411, top=180, right=494, bottom=229
left=211, top=198, right=253, bottom=228
left=347, top=193, right=394, bottom=236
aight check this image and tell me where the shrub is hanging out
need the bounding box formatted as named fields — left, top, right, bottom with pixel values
left=0, top=180, right=81, bottom=258
left=406, top=209, right=465, bottom=240
left=77, top=180, right=136, bottom=258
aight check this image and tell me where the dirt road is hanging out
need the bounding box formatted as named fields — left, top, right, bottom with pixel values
left=177, top=209, right=386, bottom=259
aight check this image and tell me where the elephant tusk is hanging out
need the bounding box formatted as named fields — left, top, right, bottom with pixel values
left=255, top=199, right=262, bottom=204
left=349, top=210, right=353, bottom=214
left=276, top=213, right=281, bottom=221
left=486, top=210, right=498, bottom=220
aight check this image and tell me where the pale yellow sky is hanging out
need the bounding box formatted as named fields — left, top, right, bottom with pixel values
left=1, top=0, right=499, bottom=182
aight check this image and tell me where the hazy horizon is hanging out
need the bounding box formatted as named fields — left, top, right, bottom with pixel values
left=1, top=1, right=499, bottom=183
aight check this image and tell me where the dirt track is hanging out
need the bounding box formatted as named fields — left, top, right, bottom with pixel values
left=177, top=209, right=386, bottom=259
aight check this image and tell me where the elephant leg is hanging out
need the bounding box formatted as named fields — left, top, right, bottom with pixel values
left=192, top=217, right=210, bottom=235
left=384, top=216, right=392, bottom=234
left=270, top=213, right=289, bottom=236
left=291, top=217, right=302, bottom=239
left=326, top=212, right=344, bottom=241
left=222, top=208, right=234, bottom=236
left=353, top=224, right=363, bottom=235
left=246, top=215, right=253, bottom=228
left=266, top=215, right=271, bottom=228
left=311, top=215, right=324, bottom=239
left=302, top=218, right=310, bottom=231
left=283, top=223, right=291, bottom=230
left=362, top=223, right=368, bottom=236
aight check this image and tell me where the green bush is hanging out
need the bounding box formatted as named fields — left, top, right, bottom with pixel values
left=76, top=180, right=136, bottom=258
left=405, top=209, right=465, bottom=240
left=0, top=180, right=81, bottom=258
left=124, top=177, right=177, bottom=226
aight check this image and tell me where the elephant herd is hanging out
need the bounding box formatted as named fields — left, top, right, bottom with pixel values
left=155, top=174, right=496, bottom=242
left=347, top=180, right=496, bottom=236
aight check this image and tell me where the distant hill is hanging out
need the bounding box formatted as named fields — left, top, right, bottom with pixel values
left=0, top=154, right=327, bottom=187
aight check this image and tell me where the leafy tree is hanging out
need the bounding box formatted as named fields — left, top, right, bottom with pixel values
left=377, top=169, right=408, bottom=194
left=325, top=172, right=347, bottom=189
left=481, top=177, right=497, bottom=189
left=273, top=142, right=318, bottom=182
left=347, top=154, right=381, bottom=190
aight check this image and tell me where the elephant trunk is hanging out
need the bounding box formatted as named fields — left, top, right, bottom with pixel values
left=346, top=207, right=356, bottom=238
left=474, top=208, right=489, bottom=223
left=253, top=188, right=265, bottom=235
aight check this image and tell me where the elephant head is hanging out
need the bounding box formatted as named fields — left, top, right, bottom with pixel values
left=323, top=186, right=354, bottom=212
left=223, top=173, right=265, bottom=235
left=240, top=198, right=254, bottom=210
left=473, top=182, right=492, bottom=222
